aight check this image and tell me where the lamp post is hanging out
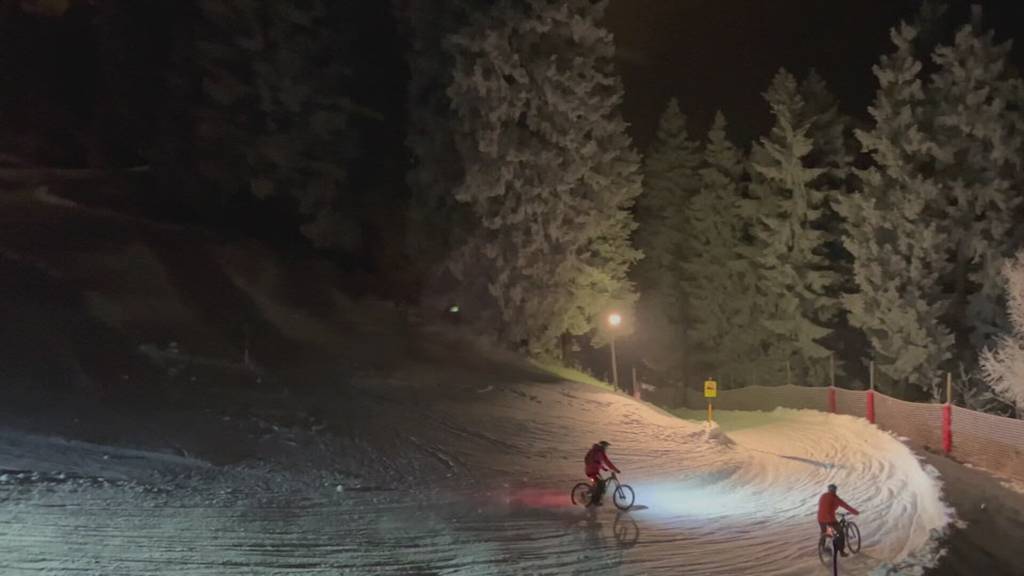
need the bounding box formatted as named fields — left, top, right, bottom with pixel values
left=608, top=313, right=622, bottom=390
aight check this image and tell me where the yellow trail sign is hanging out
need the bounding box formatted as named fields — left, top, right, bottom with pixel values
left=703, top=379, right=718, bottom=399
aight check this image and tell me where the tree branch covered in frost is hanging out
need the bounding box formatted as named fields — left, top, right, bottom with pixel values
left=632, top=99, right=701, bottom=371
left=196, top=0, right=357, bottom=250
left=840, top=24, right=953, bottom=399
left=747, top=69, right=838, bottom=385
left=444, top=0, right=641, bottom=354
left=980, top=251, right=1024, bottom=415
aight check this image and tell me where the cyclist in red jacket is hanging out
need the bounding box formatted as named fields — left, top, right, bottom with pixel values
left=584, top=441, right=620, bottom=506
left=818, top=484, right=859, bottom=556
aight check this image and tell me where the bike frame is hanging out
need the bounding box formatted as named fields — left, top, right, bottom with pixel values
left=576, top=471, right=633, bottom=511
left=825, top=514, right=849, bottom=538
left=590, top=472, right=618, bottom=490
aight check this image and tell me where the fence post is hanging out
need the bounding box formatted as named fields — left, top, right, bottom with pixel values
left=632, top=366, right=640, bottom=400
left=942, top=372, right=953, bottom=455
left=786, top=360, right=791, bottom=387
left=827, top=354, right=837, bottom=413
left=243, top=323, right=251, bottom=368
left=866, top=361, right=876, bottom=424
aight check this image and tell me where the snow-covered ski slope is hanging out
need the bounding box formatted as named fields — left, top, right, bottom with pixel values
left=0, top=376, right=950, bottom=575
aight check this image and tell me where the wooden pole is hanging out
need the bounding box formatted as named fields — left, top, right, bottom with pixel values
left=830, top=354, right=835, bottom=388
left=869, top=360, right=875, bottom=391
left=243, top=323, right=251, bottom=368
left=943, top=372, right=954, bottom=454
left=786, top=360, right=792, bottom=387
left=610, top=336, right=618, bottom=390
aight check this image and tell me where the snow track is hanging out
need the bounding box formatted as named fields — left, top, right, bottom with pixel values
left=621, top=409, right=950, bottom=574
left=0, top=383, right=950, bottom=575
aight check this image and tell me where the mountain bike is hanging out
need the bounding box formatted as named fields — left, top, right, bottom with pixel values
left=571, top=472, right=635, bottom=510
left=818, top=513, right=862, bottom=567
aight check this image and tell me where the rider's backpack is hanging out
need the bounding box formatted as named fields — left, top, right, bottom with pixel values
left=584, top=447, right=598, bottom=467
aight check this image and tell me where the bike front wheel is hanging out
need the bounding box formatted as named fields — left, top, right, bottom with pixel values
left=845, top=521, right=861, bottom=554
left=612, top=484, right=635, bottom=510
left=571, top=482, right=593, bottom=507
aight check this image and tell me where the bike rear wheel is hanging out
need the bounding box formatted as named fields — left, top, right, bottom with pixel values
left=571, top=482, right=593, bottom=507
left=612, top=484, right=635, bottom=510
left=845, top=521, right=861, bottom=554
left=817, top=537, right=834, bottom=567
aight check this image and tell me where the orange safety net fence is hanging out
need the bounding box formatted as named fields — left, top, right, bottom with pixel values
left=670, top=383, right=1024, bottom=481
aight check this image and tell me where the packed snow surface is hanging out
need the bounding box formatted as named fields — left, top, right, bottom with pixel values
left=0, top=380, right=950, bottom=575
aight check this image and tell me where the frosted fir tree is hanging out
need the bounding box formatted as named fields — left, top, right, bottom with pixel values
left=980, top=251, right=1024, bottom=415
left=748, top=69, right=837, bottom=385
left=797, top=70, right=857, bottom=347
left=635, top=98, right=701, bottom=295
left=445, top=0, right=642, bottom=354
left=679, top=112, right=764, bottom=383
left=840, top=24, right=954, bottom=399
left=798, top=71, right=854, bottom=228
left=633, top=98, right=702, bottom=369
left=398, top=0, right=483, bottom=290
left=196, top=0, right=356, bottom=249
left=799, top=70, right=854, bottom=185
left=928, top=13, right=1024, bottom=359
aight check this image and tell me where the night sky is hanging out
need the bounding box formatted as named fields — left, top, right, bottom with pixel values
left=4, top=1, right=1024, bottom=170
left=606, top=0, right=1024, bottom=148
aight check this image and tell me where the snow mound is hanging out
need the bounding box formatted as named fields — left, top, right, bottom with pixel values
left=0, top=428, right=207, bottom=482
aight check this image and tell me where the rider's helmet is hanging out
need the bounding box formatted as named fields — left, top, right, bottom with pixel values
left=827, top=484, right=837, bottom=493
left=598, top=440, right=611, bottom=449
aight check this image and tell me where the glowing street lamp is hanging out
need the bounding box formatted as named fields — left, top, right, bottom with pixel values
left=608, top=312, right=622, bottom=389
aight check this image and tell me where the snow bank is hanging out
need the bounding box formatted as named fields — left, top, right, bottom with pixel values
left=0, top=427, right=206, bottom=482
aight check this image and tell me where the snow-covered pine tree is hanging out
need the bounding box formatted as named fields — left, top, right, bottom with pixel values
left=445, top=0, right=642, bottom=354
left=980, top=250, right=1024, bottom=416
left=681, top=111, right=764, bottom=384
left=840, top=23, right=954, bottom=399
left=196, top=0, right=356, bottom=249
left=928, top=12, right=1024, bottom=359
left=635, top=98, right=701, bottom=298
left=748, top=69, right=837, bottom=385
left=398, top=0, right=483, bottom=295
left=797, top=71, right=860, bottom=373
left=633, top=98, right=701, bottom=370
left=799, top=70, right=854, bottom=185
